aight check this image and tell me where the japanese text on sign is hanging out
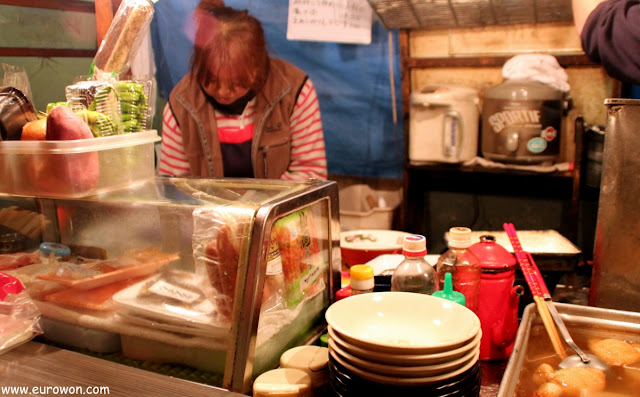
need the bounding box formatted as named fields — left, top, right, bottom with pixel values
left=287, top=0, right=372, bottom=44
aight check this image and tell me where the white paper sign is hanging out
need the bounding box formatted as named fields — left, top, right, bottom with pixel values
left=286, top=0, right=372, bottom=45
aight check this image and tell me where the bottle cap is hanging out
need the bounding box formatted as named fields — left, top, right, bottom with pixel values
left=350, top=265, right=375, bottom=290
left=433, top=272, right=466, bottom=306
left=402, top=235, right=427, bottom=256
left=448, top=227, right=473, bottom=249
left=350, top=265, right=374, bottom=281
left=279, top=346, right=329, bottom=387
left=253, top=368, right=312, bottom=397
left=39, top=242, right=71, bottom=257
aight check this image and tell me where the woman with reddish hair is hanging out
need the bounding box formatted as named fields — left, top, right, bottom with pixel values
left=159, top=3, right=327, bottom=181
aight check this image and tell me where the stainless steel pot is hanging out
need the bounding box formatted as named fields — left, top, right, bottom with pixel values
left=0, top=86, right=37, bottom=141
left=590, top=98, right=640, bottom=311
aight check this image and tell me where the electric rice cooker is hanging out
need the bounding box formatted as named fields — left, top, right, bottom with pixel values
left=481, top=79, right=566, bottom=165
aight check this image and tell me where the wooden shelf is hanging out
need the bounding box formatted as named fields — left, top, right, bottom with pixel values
left=405, top=162, right=575, bottom=179
left=403, top=54, right=598, bottom=69
left=398, top=28, right=585, bottom=247
left=0, top=0, right=95, bottom=12
left=0, top=48, right=95, bottom=57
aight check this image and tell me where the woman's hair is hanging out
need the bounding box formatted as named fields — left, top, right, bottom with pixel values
left=191, top=3, right=270, bottom=92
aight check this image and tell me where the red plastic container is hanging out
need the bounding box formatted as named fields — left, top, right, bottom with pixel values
left=340, top=230, right=410, bottom=267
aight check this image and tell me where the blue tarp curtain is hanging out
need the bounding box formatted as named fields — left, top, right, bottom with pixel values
left=150, top=0, right=403, bottom=178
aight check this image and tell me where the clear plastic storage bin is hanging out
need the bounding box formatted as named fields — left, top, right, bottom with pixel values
left=0, top=130, right=159, bottom=198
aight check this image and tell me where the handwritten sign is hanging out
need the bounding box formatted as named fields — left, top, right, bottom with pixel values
left=287, top=0, right=372, bottom=45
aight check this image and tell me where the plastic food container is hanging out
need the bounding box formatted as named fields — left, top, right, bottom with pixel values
left=0, top=130, right=160, bottom=198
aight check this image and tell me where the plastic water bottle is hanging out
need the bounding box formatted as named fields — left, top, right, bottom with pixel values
left=391, top=235, right=439, bottom=294
left=436, top=227, right=481, bottom=313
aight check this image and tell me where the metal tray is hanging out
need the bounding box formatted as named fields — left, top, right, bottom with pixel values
left=452, top=230, right=582, bottom=272
left=498, top=302, right=640, bottom=396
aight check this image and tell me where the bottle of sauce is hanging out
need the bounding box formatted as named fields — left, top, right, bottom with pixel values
left=436, top=227, right=481, bottom=313
left=349, top=264, right=375, bottom=295
left=391, top=235, right=439, bottom=294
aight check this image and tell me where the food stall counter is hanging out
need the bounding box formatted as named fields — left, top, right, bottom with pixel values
left=1, top=341, right=245, bottom=397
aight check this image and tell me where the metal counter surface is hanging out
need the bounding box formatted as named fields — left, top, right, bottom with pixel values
left=2, top=342, right=509, bottom=396
left=0, top=342, right=245, bottom=397
left=480, top=360, right=508, bottom=397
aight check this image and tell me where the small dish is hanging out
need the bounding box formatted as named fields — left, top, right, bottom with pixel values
left=116, top=311, right=229, bottom=340
left=325, top=292, right=481, bottom=355
left=327, top=325, right=481, bottom=366
left=329, top=346, right=479, bottom=386
left=112, top=272, right=230, bottom=330
left=328, top=336, right=479, bottom=377
left=329, top=352, right=481, bottom=395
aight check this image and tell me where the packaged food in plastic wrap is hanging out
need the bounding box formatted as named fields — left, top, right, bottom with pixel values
left=261, top=237, right=285, bottom=314
left=116, top=78, right=154, bottom=132
left=193, top=206, right=253, bottom=324
left=65, top=79, right=122, bottom=137
left=0, top=272, right=42, bottom=354
left=271, top=208, right=326, bottom=309
left=92, top=0, right=155, bottom=78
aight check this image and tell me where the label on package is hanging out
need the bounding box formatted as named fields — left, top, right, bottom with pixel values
left=482, top=98, right=562, bottom=157
left=148, top=279, right=201, bottom=304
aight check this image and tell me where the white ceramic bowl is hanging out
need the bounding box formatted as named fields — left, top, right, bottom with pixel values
left=325, top=292, right=481, bottom=354
left=328, top=336, right=479, bottom=378
left=327, top=325, right=481, bottom=366
left=340, top=230, right=411, bottom=267
left=329, top=347, right=480, bottom=386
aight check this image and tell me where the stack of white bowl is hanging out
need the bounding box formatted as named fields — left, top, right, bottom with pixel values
left=325, top=292, right=482, bottom=396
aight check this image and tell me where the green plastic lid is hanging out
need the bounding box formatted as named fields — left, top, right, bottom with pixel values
left=433, top=273, right=466, bottom=306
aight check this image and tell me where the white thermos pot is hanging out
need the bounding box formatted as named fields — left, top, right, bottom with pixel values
left=409, top=85, right=480, bottom=164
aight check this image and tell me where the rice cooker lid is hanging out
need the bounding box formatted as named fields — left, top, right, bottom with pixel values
left=411, top=85, right=479, bottom=104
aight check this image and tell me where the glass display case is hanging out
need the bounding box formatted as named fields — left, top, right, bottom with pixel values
left=0, top=176, right=341, bottom=394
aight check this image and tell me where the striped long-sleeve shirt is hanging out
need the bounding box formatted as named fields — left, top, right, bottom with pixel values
left=159, top=79, right=328, bottom=181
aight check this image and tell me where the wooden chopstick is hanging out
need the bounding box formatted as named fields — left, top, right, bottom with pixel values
left=503, top=223, right=567, bottom=359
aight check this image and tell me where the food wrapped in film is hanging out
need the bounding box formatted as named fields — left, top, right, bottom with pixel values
left=92, top=0, right=154, bottom=78
left=261, top=237, right=285, bottom=314
left=137, top=270, right=206, bottom=309
left=116, top=79, right=153, bottom=132
left=64, top=80, right=121, bottom=136
left=193, top=207, right=253, bottom=323
left=271, top=208, right=326, bottom=309
left=0, top=273, right=42, bottom=354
